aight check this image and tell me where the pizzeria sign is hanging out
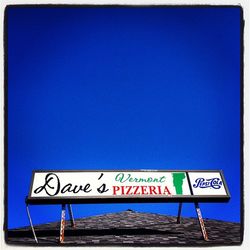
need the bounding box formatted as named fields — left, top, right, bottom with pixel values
left=27, top=170, right=230, bottom=203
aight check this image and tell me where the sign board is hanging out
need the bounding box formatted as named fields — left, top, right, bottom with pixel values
left=27, top=170, right=230, bottom=204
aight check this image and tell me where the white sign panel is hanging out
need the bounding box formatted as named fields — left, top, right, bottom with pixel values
left=30, top=171, right=191, bottom=198
left=189, top=172, right=227, bottom=196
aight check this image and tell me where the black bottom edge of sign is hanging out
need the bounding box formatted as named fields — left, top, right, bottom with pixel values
left=26, top=197, right=230, bottom=205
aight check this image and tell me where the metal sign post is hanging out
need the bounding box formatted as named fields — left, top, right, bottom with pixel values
left=176, top=202, right=182, bottom=224
left=59, top=204, right=76, bottom=243
left=25, top=203, right=38, bottom=243
left=194, top=202, right=209, bottom=241
left=68, top=204, right=76, bottom=228
left=59, top=204, right=66, bottom=243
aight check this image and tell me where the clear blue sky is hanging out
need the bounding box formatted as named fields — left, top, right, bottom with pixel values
left=7, top=6, right=242, bottom=229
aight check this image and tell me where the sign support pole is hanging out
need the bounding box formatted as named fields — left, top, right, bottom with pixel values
left=67, top=204, right=76, bottom=227
left=194, top=202, right=209, bottom=241
left=59, top=204, right=66, bottom=244
left=176, top=202, right=182, bottom=224
left=26, top=203, right=38, bottom=243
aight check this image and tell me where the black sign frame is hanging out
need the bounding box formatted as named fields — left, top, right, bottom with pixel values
left=26, top=170, right=230, bottom=205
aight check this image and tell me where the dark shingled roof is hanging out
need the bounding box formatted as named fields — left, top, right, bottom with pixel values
left=6, top=209, right=242, bottom=246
